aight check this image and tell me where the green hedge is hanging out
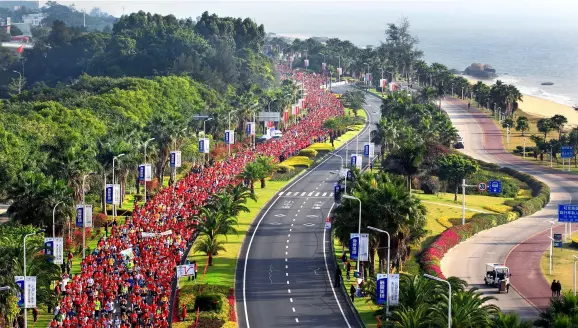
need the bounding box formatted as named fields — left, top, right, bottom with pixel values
left=298, top=148, right=318, bottom=158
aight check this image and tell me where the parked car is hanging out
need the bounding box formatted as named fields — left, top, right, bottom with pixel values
left=455, top=136, right=464, bottom=149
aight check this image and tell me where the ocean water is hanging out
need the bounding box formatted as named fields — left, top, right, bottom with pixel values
left=415, top=27, right=578, bottom=107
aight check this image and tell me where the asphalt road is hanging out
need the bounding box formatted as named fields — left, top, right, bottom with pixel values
left=235, top=85, right=383, bottom=328
left=439, top=98, right=578, bottom=319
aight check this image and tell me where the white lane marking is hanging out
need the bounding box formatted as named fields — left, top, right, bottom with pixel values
left=287, top=240, right=289, bottom=243
left=295, top=214, right=298, bottom=217
left=330, top=193, right=334, bottom=197
left=288, top=289, right=291, bottom=293
left=308, top=192, right=314, bottom=196
left=290, top=298, right=293, bottom=302
left=297, top=209, right=301, bottom=212
left=285, top=252, right=288, bottom=255
left=323, top=202, right=352, bottom=328
left=315, top=192, right=320, bottom=196
left=274, top=214, right=286, bottom=217
left=292, top=307, right=296, bottom=312
left=322, top=192, right=327, bottom=197
left=286, top=273, right=288, bottom=277
left=242, top=112, right=370, bottom=328
left=301, top=192, right=306, bottom=196
left=288, top=234, right=290, bottom=237
left=279, top=192, right=284, bottom=195
left=287, top=281, right=290, bottom=284
left=286, top=192, right=292, bottom=196
left=307, top=215, right=317, bottom=218
left=286, top=245, right=288, bottom=249
left=286, top=265, right=288, bottom=269
left=295, top=318, right=299, bottom=323
left=285, top=258, right=287, bottom=262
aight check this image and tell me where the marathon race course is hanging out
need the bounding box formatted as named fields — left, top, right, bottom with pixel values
left=440, top=98, right=578, bottom=319
left=236, top=84, right=381, bottom=328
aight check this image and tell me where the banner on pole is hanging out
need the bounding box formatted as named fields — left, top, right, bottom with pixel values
left=304, top=59, right=309, bottom=67
left=388, top=273, right=400, bottom=306
left=376, top=274, right=387, bottom=305
left=363, top=143, right=375, bottom=157
left=176, top=264, right=197, bottom=278
left=321, top=62, right=326, bottom=71
left=257, top=112, right=281, bottom=122
left=246, top=122, right=256, bottom=136
left=380, top=79, right=388, bottom=88
left=349, top=233, right=359, bottom=260
left=76, top=204, right=84, bottom=228
left=283, top=111, right=289, bottom=122
left=15, top=276, right=36, bottom=309
left=138, top=164, right=152, bottom=182
left=199, top=138, right=210, bottom=154
left=44, top=238, right=54, bottom=263
left=84, top=205, right=93, bottom=228
left=105, top=184, right=120, bottom=205
left=359, top=233, right=369, bottom=261
left=337, top=67, right=342, bottom=75
left=53, top=237, right=64, bottom=265
left=225, top=130, right=235, bottom=145
left=170, top=151, right=182, bottom=168
left=350, top=154, right=362, bottom=169
left=291, top=105, right=297, bottom=115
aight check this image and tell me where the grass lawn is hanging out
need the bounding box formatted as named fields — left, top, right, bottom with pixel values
left=27, top=310, right=52, bottom=327
left=180, top=180, right=291, bottom=288
left=540, top=235, right=578, bottom=294
left=334, top=241, right=381, bottom=328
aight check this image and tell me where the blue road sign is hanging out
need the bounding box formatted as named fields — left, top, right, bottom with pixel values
left=561, top=146, right=574, bottom=159
left=488, top=180, right=502, bottom=194
left=554, top=233, right=563, bottom=248
left=558, top=204, right=578, bottom=222
left=364, top=144, right=370, bottom=157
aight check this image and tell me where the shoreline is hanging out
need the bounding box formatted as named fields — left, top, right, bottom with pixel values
left=464, top=76, right=578, bottom=127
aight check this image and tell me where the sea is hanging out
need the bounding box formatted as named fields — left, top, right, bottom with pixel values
left=277, top=25, right=578, bottom=108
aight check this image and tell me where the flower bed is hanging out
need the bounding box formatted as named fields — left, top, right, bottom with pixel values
left=420, top=157, right=550, bottom=278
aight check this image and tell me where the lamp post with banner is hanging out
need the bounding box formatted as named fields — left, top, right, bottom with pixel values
left=227, top=110, right=240, bottom=156
left=81, top=172, right=96, bottom=259
left=342, top=195, right=362, bottom=276
left=112, top=153, right=125, bottom=220
left=424, top=274, right=451, bottom=328
left=23, top=229, right=45, bottom=328
left=367, top=226, right=391, bottom=321
left=143, top=138, right=155, bottom=202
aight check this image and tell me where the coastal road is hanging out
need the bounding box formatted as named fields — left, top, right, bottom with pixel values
left=440, top=98, right=578, bottom=319
left=236, top=85, right=381, bottom=328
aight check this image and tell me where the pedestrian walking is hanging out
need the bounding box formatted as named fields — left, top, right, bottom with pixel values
left=556, top=280, right=562, bottom=297
left=334, top=266, right=341, bottom=288
left=341, top=252, right=347, bottom=264
left=551, top=280, right=557, bottom=297
left=346, top=261, right=351, bottom=281
left=33, top=308, right=38, bottom=323
left=350, top=285, right=356, bottom=302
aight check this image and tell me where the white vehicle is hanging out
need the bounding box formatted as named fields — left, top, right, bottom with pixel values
left=484, top=263, right=510, bottom=292
left=272, top=130, right=283, bottom=139
left=455, top=136, right=464, bottom=149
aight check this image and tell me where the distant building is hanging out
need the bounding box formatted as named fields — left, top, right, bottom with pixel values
left=22, top=13, right=45, bottom=26
left=0, top=1, right=40, bottom=10
left=13, top=22, right=31, bottom=36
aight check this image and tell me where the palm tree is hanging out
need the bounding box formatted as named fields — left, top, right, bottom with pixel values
left=391, top=304, right=431, bottom=328
left=226, top=183, right=257, bottom=204
left=515, top=116, right=529, bottom=136
left=255, top=156, right=277, bottom=188
left=206, top=192, right=250, bottom=218
left=430, top=288, right=499, bottom=328
left=535, top=292, right=578, bottom=327
left=195, top=208, right=238, bottom=241
left=193, top=236, right=226, bottom=266
left=417, top=86, right=437, bottom=104
left=237, top=162, right=263, bottom=194
left=491, top=312, right=533, bottom=328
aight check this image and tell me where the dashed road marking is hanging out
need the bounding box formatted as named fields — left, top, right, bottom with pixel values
left=285, top=192, right=292, bottom=196
left=322, top=192, right=327, bottom=197
left=308, top=192, right=314, bottom=196
left=295, top=318, right=299, bottom=323
left=290, top=298, right=293, bottom=302
left=287, top=281, right=290, bottom=284
left=301, top=192, right=306, bottom=196
left=292, top=307, right=295, bottom=312
left=315, top=192, right=320, bottom=196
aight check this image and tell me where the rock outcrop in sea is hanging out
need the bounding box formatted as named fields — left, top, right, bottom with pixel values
left=464, top=63, right=497, bottom=78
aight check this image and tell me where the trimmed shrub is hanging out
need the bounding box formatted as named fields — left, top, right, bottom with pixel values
left=179, top=285, right=197, bottom=312
left=194, top=294, right=222, bottom=312
left=222, top=322, right=238, bottom=328
left=281, top=156, right=313, bottom=168
left=308, top=143, right=335, bottom=153
left=482, top=204, right=512, bottom=214
left=299, top=148, right=318, bottom=158
left=276, top=164, right=295, bottom=174
left=134, top=194, right=144, bottom=202
left=195, top=317, right=223, bottom=328
left=436, top=216, right=453, bottom=229
left=171, top=321, right=193, bottom=328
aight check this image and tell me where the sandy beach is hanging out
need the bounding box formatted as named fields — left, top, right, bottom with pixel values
left=464, top=76, right=578, bottom=126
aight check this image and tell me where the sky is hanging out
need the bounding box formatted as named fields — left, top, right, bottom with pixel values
left=44, top=0, right=578, bottom=45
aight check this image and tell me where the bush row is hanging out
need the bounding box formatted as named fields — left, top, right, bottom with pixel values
left=419, top=159, right=550, bottom=278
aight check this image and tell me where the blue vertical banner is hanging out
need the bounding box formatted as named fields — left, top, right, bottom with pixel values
left=350, top=155, right=357, bottom=168
left=138, top=165, right=145, bottom=181
left=364, top=144, right=370, bottom=157
left=105, top=184, right=113, bottom=204
left=44, top=238, right=54, bottom=263
left=224, top=130, right=230, bottom=144
left=75, top=204, right=84, bottom=227
left=198, top=138, right=205, bottom=153
left=349, top=233, right=360, bottom=260
left=14, top=276, right=24, bottom=308
left=376, top=274, right=388, bottom=305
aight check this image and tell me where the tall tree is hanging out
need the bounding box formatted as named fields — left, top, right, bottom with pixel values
left=436, top=154, right=479, bottom=201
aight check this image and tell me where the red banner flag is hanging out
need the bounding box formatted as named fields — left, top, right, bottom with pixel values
left=283, top=111, right=289, bottom=122
left=16, top=45, right=24, bottom=53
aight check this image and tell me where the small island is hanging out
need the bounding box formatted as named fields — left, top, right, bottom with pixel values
left=464, top=63, right=497, bottom=78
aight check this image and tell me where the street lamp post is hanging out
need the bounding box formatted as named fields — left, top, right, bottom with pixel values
left=13, top=70, right=23, bottom=94
left=367, top=226, right=391, bottom=321
left=112, top=153, right=125, bottom=221
left=506, top=124, right=510, bottom=149
left=424, top=274, right=451, bottom=328
left=172, top=128, right=187, bottom=183
left=0, top=286, right=10, bottom=291
left=549, top=220, right=556, bottom=275
left=81, top=172, right=96, bottom=259
left=342, top=195, right=362, bottom=277
left=332, top=153, right=346, bottom=193
left=461, top=179, right=477, bottom=225
left=52, top=201, right=63, bottom=238
left=574, top=255, right=578, bottom=296
left=143, top=138, right=155, bottom=202
left=203, top=118, right=213, bottom=165
left=24, top=229, right=45, bottom=328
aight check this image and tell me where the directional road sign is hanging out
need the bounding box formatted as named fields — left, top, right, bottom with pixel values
left=561, top=146, right=574, bottom=159
left=554, top=233, right=563, bottom=248
left=558, top=204, right=578, bottom=222
left=488, top=180, right=502, bottom=194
